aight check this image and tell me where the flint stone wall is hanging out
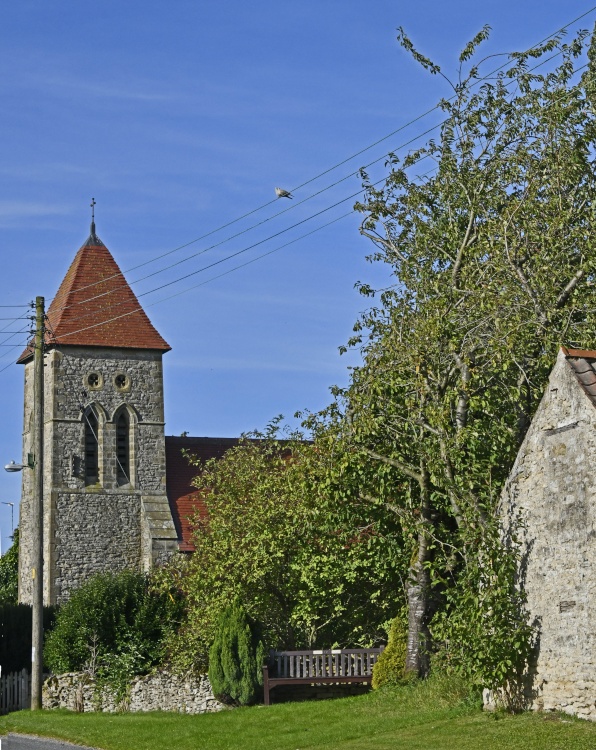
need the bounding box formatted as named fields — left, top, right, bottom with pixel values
left=497, top=350, right=596, bottom=721
left=43, top=671, right=225, bottom=714
left=19, top=346, right=178, bottom=606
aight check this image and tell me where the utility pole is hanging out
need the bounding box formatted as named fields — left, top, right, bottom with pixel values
left=31, top=295, right=45, bottom=710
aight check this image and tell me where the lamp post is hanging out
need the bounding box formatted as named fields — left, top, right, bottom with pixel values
left=2, top=502, right=15, bottom=539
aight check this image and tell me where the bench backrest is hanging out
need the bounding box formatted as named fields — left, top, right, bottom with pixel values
left=268, top=648, right=384, bottom=679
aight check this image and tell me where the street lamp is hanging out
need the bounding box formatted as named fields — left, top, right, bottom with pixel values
left=2, top=502, right=14, bottom=538
left=4, top=461, right=28, bottom=472
left=4, top=454, right=34, bottom=473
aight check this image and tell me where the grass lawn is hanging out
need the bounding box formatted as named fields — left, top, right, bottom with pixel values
left=1, top=677, right=595, bottom=750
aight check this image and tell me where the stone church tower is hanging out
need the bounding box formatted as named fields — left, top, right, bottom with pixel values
left=17, top=222, right=179, bottom=605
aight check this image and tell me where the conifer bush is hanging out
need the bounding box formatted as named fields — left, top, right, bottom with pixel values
left=372, top=613, right=408, bottom=689
left=208, top=601, right=264, bottom=705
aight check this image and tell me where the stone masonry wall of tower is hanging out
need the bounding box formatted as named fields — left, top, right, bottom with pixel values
left=18, top=344, right=178, bottom=605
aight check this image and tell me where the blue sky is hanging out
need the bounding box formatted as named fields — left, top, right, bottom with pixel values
left=0, top=0, right=594, bottom=551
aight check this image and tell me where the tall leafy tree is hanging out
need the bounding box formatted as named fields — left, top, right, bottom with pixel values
left=161, top=422, right=407, bottom=673
left=341, top=26, right=596, bottom=680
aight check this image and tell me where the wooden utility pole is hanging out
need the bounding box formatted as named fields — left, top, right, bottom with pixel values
left=31, top=295, right=45, bottom=710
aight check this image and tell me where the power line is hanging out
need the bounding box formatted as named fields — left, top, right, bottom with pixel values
left=2, top=11, right=594, bottom=372
left=47, top=120, right=439, bottom=320
left=146, top=212, right=355, bottom=308
left=45, top=6, right=596, bottom=310
left=49, top=60, right=596, bottom=346
left=41, top=51, right=594, bottom=345
left=43, top=196, right=376, bottom=345
left=51, top=44, right=587, bottom=324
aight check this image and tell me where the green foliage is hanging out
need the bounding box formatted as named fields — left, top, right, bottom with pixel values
left=25, top=673, right=596, bottom=750
left=44, top=570, right=182, bottom=694
left=157, top=420, right=407, bottom=672
left=0, top=529, right=19, bottom=604
left=372, top=611, right=408, bottom=689
left=338, top=27, right=596, bottom=684
left=208, top=600, right=264, bottom=705
left=430, top=522, right=535, bottom=709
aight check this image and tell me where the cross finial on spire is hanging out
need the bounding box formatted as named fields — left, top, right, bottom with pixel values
left=90, top=197, right=96, bottom=236
left=83, top=198, right=104, bottom=247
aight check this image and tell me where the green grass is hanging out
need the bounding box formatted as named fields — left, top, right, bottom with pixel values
left=1, top=676, right=595, bottom=750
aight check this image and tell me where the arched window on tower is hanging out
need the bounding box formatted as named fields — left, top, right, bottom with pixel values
left=84, top=408, right=100, bottom=486
left=116, top=410, right=131, bottom=486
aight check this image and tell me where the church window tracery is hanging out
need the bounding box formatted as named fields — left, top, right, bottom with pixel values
left=114, top=372, right=130, bottom=391
left=116, top=410, right=131, bottom=485
left=85, top=372, right=103, bottom=390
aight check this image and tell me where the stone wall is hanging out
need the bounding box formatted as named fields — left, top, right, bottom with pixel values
left=498, top=350, right=596, bottom=720
left=52, top=492, right=141, bottom=604
left=43, top=671, right=225, bottom=714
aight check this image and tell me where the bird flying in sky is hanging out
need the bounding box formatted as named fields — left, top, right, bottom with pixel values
left=275, top=187, right=293, bottom=199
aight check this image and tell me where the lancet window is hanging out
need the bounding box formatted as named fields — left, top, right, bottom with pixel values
left=116, top=410, right=131, bottom=486
left=84, top=408, right=100, bottom=486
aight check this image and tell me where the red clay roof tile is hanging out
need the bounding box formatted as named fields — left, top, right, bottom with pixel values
left=18, top=233, right=170, bottom=363
left=165, top=436, right=242, bottom=551
left=563, top=348, right=596, bottom=408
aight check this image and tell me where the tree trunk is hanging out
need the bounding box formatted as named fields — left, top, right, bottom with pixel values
left=405, top=528, right=432, bottom=675
left=405, top=464, right=433, bottom=676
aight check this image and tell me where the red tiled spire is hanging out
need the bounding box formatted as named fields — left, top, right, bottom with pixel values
left=18, top=231, right=170, bottom=363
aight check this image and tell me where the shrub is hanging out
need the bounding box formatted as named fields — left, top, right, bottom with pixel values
left=372, top=612, right=408, bottom=689
left=0, top=529, right=19, bottom=605
left=44, top=570, right=182, bottom=678
left=208, top=601, right=265, bottom=705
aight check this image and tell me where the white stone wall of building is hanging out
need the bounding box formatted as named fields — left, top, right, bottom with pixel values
left=500, top=350, right=596, bottom=720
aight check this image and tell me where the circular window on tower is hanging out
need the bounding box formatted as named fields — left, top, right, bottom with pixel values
left=84, top=371, right=103, bottom=390
left=114, top=372, right=131, bottom=392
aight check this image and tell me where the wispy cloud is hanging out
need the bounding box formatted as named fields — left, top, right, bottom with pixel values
left=0, top=200, right=73, bottom=229
left=0, top=200, right=72, bottom=219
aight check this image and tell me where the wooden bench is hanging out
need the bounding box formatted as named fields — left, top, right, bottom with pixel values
left=262, top=647, right=384, bottom=705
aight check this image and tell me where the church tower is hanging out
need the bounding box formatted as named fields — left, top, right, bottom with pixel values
left=17, top=220, right=179, bottom=605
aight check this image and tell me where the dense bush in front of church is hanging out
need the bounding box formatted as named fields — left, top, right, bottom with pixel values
left=44, top=570, right=182, bottom=680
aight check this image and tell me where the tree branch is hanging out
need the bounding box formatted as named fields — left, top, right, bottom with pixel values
left=360, top=447, right=422, bottom=482
left=555, top=268, right=584, bottom=309
left=452, top=209, right=476, bottom=290
left=453, top=353, right=471, bottom=430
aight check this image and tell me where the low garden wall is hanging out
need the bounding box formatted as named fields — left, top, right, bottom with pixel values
left=43, top=671, right=225, bottom=714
